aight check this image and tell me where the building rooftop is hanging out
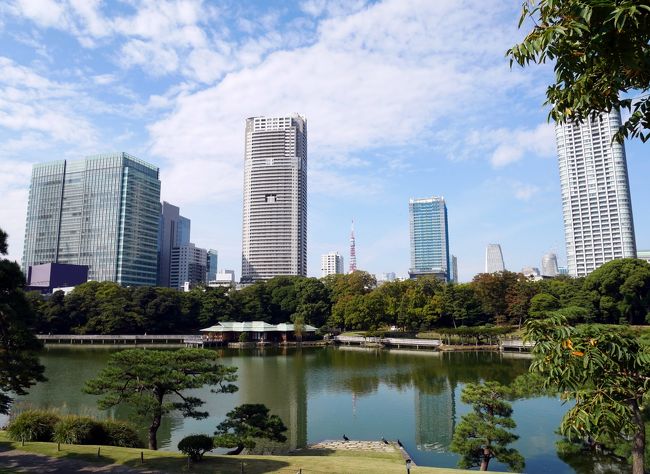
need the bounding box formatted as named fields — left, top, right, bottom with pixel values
left=201, top=321, right=317, bottom=332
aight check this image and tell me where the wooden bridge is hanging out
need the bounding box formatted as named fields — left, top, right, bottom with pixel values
left=333, top=335, right=441, bottom=349
left=37, top=334, right=197, bottom=345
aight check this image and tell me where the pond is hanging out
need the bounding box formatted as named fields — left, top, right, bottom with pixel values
left=1, top=346, right=625, bottom=473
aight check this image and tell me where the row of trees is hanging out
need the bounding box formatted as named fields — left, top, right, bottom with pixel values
left=25, top=258, right=650, bottom=335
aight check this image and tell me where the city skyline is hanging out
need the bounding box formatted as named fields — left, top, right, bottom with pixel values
left=1, top=1, right=649, bottom=282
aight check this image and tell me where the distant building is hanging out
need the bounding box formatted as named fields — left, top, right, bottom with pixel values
left=349, top=220, right=357, bottom=273
left=638, top=250, right=650, bottom=264
left=321, top=252, right=344, bottom=277
left=208, top=270, right=236, bottom=288
left=158, top=201, right=191, bottom=287
left=22, top=153, right=160, bottom=286
left=26, top=262, right=88, bottom=294
left=207, top=249, right=218, bottom=281
left=241, top=115, right=307, bottom=282
left=556, top=110, right=636, bottom=277
left=541, top=252, right=559, bottom=277
left=409, top=197, right=450, bottom=281
left=451, top=255, right=458, bottom=283
left=200, top=321, right=317, bottom=344
left=485, top=244, right=505, bottom=273
left=558, top=266, right=569, bottom=276
left=170, top=243, right=208, bottom=290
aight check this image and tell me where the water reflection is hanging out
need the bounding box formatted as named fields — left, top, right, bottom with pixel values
left=3, top=346, right=595, bottom=473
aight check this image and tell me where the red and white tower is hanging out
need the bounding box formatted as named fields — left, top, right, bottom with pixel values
left=349, top=220, right=357, bottom=273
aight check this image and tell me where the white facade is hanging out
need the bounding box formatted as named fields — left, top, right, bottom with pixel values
left=485, top=244, right=505, bottom=273
left=208, top=269, right=236, bottom=288
left=638, top=250, right=650, bottom=264
left=556, top=110, right=636, bottom=277
left=541, top=252, right=559, bottom=277
left=451, top=255, right=458, bottom=283
left=170, top=243, right=207, bottom=290
left=242, top=115, right=307, bottom=282
left=321, top=252, right=344, bottom=277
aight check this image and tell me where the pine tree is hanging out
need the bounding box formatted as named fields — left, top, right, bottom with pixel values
left=450, top=381, right=524, bottom=472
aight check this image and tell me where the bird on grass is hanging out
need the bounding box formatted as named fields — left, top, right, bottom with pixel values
left=381, top=437, right=389, bottom=444
left=397, top=439, right=404, bottom=448
left=343, top=434, right=349, bottom=441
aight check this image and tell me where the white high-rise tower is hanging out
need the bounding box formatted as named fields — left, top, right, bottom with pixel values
left=485, top=244, right=505, bottom=273
left=241, top=115, right=307, bottom=282
left=541, top=252, right=559, bottom=277
left=555, top=110, right=636, bottom=277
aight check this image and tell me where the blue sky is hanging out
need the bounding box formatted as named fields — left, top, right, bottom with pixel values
left=1, top=0, right=648, bottom=282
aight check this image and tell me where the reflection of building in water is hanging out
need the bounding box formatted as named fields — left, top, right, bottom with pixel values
left=239, top=351, right=308, bottom=450
left=414, top=378, right=456, bottom=452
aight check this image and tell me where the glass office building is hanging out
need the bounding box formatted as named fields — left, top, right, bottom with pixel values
left=23, top=153, right=161, bottom=286
left=409, top=196, right=450, bottom=281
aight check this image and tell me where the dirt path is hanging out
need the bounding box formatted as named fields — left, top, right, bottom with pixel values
left=0, top=447, right=165, bottom=473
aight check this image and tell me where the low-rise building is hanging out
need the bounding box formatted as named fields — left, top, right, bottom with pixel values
left=200, top=321, right=317, bottom=344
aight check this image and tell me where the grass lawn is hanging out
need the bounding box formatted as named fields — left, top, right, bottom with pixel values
left=0, top=432, right=486, bottom=473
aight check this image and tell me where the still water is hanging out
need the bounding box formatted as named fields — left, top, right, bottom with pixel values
left=2, top=346, right=621, bottom=473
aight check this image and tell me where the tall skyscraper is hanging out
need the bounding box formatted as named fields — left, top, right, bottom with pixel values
left=207, top=249, right=218, bottom=282
left=485, top=244, right=505, bottom=273
left=170, top=243, right=208, bottom=290
left=556, top=110, right=636, bottom=277
left=408, top=196, right=450, bottom=281
left=541, top=252, right=559, bottom=277
left=349, top=220, right=357, bottom=273
left=23, top=153, right=160, bottom=286
left=158, top=201, right=191, bottom=287
left=451, top=255, right=458, bottom=283
left=241, top=115, right=307, bottom=282
left=321, top=252, right=344, bottom=277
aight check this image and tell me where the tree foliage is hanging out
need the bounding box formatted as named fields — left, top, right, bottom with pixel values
left=178, top=434, right=214, bottom=462
left=214, top=404, right=287, bottom=455
left=508, top=0, right=650, bottom=141
left=525, top=313, right=650, bottom=473
left=450, top=381, right=525, bottom=472
left=0, top=229, right=45, bottom=414
left=83, top=348, right=238, bottom=450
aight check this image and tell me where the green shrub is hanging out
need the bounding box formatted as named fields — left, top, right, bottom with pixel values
left=7, top=410, right=61, bottom=442
left=238, top=332, right=250, bottom=343
left=178, top=434, right=214, bottom=462
left=101, top=419, right=143, bottom=448
left=53, top=415, right=105, bottom=445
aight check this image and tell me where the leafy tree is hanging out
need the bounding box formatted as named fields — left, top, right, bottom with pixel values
left=508, top=0, right=650, bottom=142
left=583, top=258, right=650, bottom=324
left=440, top=283, right=485, bottom=328
left=0, top=229, right=45, bottom=414
left=450, top=381, right=524, bottom=472
left=178, top=434, right=214, bottom=462
left=84, top=348, right=237, bottom=450
left=214, top=404, right=287, bottom=455
left=525, top=313, right=650, bottom=473
left=528, top=292, right=560, bottom=318
left=323, top=271, right=376, bottom=304
left=472, top=271, right=521, bottom=321
left=505, top=279, right=538, bottom=327
left=194, top=286, right=231, bottom=327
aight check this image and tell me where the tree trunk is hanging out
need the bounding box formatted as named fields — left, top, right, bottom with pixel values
left=148, top=415, right=161, bottom=451
left=227, top=444, right=245, bottom=455
left=630, top=399, right=645, bottom=474
left=148, top=391, right=164, bottom=450
left=480, top=448, right=491, bottom=471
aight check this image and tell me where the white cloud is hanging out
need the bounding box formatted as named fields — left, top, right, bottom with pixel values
left=490, top=123, right=556, bottom=167
left=512, top=182, right=540, bottom=201
left=0, top=57, right=97, bottom=145
left=147, top=0, right=530, bottom=204
left=0, top=160, right=33, bottom=263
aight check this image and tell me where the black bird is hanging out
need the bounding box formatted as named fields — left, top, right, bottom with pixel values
left=381, top=437, right=389, bottom=445
left=343, top=434, right=349, bottom=441
left=397, top=439, right=404, bottom=448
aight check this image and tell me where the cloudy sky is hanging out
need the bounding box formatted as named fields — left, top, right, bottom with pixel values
left=1, top=0, right=648, bottom=281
